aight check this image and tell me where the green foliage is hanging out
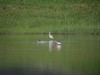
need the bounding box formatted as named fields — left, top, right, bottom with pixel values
left=0, top=0, right=100, bottom=33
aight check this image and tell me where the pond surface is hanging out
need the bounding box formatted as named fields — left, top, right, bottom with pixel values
left=0, top=34, right=100, bottom=75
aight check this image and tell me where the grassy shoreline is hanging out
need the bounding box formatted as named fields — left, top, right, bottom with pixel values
left=0, top=32, right=100, bottom=36
left=0, top=0, right=100, bottom=33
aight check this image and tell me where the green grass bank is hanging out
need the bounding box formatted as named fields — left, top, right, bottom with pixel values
left=0, top=0, right=100, bottom=33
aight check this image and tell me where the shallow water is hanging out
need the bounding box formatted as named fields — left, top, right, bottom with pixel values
left=0, top=34, right=100, bottom=75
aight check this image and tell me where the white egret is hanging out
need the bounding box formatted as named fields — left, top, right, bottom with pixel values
left=49, top=32, right=54, bottom=39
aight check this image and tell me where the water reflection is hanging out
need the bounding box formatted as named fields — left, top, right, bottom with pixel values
left=37, top=40, right=48, bottom=44
left=49, top=40, right=54, bottom=52
left=0, top=34, right=99, bottom=75
left=49, top=40, right=62, bottom=52
left=55, top=44, right=61, bottom=51
left=0, top=67, right=66, bottom=75
left=37, top=40, right=62, bottom=52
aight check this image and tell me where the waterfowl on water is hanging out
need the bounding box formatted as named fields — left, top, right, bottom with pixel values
left=54, top=41, right=62, bottom=45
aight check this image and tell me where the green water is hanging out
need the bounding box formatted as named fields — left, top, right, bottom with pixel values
left=0, top=34, right=100, bottom=75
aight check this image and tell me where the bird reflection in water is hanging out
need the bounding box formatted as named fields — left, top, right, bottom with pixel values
left=49, top=40, right=54, bottom=52
left=55, top=44, right=61, bottom=51
left=37, top=40, right=62, bottom=52
left=37, top=40, right=48, bottom=44
left=37, top=32, right=62, bottom=52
